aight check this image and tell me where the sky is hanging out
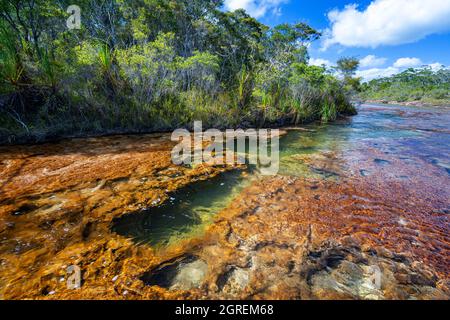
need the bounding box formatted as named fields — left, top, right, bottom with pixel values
left=222, top=0, right=450, bottom=81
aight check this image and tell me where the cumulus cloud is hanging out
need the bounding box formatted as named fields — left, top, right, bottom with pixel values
left=309, top=58, right=333, bottom=68
left=309, top=55, right=446, bottom=82
left=359, top=55, right=387, bottom=68
left=357, top=59, right=447, bottom=82
left=356, top=67, right=400, bottom=82
left=322, top=0, right=450, bottom=49
left=224, top=0, right=289, bottom=18
left=428, top=63, right=446, bottom=72
left=393, top=57, right=422, bottom=68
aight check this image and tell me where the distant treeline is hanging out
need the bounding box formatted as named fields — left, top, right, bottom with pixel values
left=360, top=68, right=450, bottom=105
left=0, top=0, right=356, bottom=144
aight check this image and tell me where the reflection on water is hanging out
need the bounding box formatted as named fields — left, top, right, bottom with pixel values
left=113, top=104, right=450, bottom=247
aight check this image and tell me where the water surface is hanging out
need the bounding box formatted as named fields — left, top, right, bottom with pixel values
left=113, top=104, right=450, bottom=247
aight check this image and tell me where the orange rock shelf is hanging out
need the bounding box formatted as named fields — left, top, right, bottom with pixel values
left=0, top=126, right=449, bottom=300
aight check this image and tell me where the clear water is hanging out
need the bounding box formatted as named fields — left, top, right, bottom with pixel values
left=112, top=170, right=251, bottom=246
left=112, top=104, right=450, bottom=247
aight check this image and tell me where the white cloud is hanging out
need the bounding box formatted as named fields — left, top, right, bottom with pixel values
left=427, top=63, right=446, bottom=71
left=309, top=58, right=333, bottom=68
left=224, top=0, right=289, bottom=18
left=359, top=55, right=387, bottom=68
left=357, top=60, right=448, bottom=82
left=323, top=0, right=450, bottom=49
left=393, top=57, right=422, bottom=68
left=357, top=67, right=400, bottom=82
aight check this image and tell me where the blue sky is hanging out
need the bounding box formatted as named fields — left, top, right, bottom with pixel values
left=223, top=0, right=450, bottom=81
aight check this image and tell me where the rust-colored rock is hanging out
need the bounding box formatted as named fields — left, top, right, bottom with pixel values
left=0, top=106, right=449, bottom=300
left=0, top=134, right=235, bottom=300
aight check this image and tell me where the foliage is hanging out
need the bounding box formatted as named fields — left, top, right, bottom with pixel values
left=360, top=67, right=450, bottom=105
left=0, top=0, right=356, bottom=143
left=336, top=57, right=359, bottom=77
left=335, top=57, right=361, bottom=93
left=0, top=21, right=23, bottom=89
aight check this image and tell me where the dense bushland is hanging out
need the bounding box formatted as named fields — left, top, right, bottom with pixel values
left=0, top=0, right=356, bottom=144
left=360, top=68, right=450, bottom=105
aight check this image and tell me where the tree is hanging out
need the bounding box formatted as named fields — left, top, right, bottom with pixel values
left=0, top=0, right=356, bottom=143
left=360, top=67, right=450, bottom=103
left=335, top=57, right=361, bottom=92
left=336, top=57, right=359, bottom=78
left=269, top=22, right=321, bottom=67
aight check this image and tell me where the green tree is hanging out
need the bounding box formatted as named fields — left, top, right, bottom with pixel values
left=336, top=57, right=361, bottom=92
left=336, top=57, right=360, bottom=77
left=0, top=0, right=356, bottom=143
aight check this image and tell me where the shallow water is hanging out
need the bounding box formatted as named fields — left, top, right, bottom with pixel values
left=1, top=103, right=449, bottom=299
left=113, top=104, right=450, bottom=248
left=112, top=170, right=250, bottom=246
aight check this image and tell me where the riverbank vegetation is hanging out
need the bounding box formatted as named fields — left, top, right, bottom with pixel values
left=360, top=67, right=450, bottom=106
left=0, top=0, right=356, bottom=144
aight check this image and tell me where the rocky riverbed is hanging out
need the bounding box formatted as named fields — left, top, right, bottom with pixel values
left=0, top=104, right=449, bottom=300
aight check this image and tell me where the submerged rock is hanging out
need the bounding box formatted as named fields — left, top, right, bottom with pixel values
left=141, top=255, right=208, bottom=291
left=0, top=134, right=235, bottom=300
left=0, top=104, right=448, bottom=300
